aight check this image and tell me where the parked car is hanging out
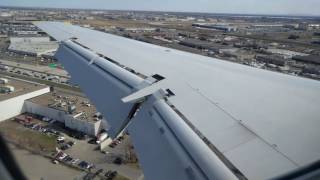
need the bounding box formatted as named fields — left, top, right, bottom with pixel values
left=57, top=136, right=65, bottom=141
left=58, top=153, right=67, bottom=160
left=63, top=156, right=73, bottom=162
left=78, top=161, right=91, bottom=169
left=42, top=117, right=51, bottom=122
left=113, top=140, right=121, bottom=145
left=67, top=141, right=76, bottom=146
left=108, top=143, right=115, bottom=148
left=88, top=138, right=97, bottom=144
left=73, top=133, right=87, bottom=140
left=52, top=160, right=59, bottom=164
left=50, top=129, right=60, bottom=136
left=117, top=136, right=124, bottom=141
left=113, top=157, right=123, bottom=165
left=71, top=158, right=79, bottom=165
left=95, top=169, right=103, bottom=175
left=60, top=144, right=71, bottom=150
left=105, top=170, right=117, bottom=179
left=31, top=123, right=41, bottom=130
left=57, top=139, right=65, bottom=144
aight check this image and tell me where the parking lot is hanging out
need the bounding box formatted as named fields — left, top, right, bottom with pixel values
left=63, top=135, right=142, bottom=179
left=0, top=113, right=142, bottom=180
left=0, top=60, right=71, bottom=85
left=9, top=143, right=82, bottom=180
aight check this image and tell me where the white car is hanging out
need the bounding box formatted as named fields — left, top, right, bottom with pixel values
left=58, top=153, right=67, bottom=160
left=57, top=136, right=65, bottom=141
left=71, top=158, right=79, bottom=164
left=42, top=117, right=51, bottom=122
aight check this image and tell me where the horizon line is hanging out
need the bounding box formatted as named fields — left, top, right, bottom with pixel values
left=1, top=5, right=320, bottom=18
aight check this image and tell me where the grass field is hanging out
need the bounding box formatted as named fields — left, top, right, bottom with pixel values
left=0, top=120, right=57, bottom=154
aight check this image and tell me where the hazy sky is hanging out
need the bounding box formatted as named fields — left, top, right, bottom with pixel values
left=1, top=0, right=320, bottom=16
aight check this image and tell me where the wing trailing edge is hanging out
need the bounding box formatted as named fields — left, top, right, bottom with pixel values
left=55, top=39, right=238, bottom=180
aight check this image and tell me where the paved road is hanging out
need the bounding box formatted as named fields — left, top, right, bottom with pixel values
left=0, top=70, right=81, bottom=92
left=0, top=59, right=69, bottom=78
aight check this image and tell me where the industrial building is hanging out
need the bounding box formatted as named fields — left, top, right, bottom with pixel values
left=0, top=77, right=50, bottom=121
left=292, top=55, right=320, bottom=65
left=256, top=54, right=286, bottom=66
left=266, top=48, right=308, bottom=59
left=0, top=77, right=103, bottom=136
left=192, top=23, right=238, bottom=32
left=0, top=78, right=9, bottom=84
left=0, top=21, right=40, bottom=36
left=178, top=38, right=221, bottom=53
left=8, top=37, right=58, bottom=56
left=25, top=92, right=102, bottom=136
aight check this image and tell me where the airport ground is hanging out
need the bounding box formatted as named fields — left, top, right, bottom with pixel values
left=9, top=143, right=82, bottom=180
left=0, top=108, right=141, bottom=180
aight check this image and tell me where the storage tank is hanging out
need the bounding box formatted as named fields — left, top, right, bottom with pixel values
left=0, top=78, right=9, bottom=84
left=0, top=85, right=14, bottom=93
left=0, top=65, right=9, bottom=70
left=5, top=85, right=15, bottom=92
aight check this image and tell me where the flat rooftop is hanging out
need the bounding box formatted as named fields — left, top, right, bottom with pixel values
left=8, top=41, right=58, bottom=55
left=27, top=91, right=100, bottom=123
left=0, top=76, right=48, bottom=101
left=8, top=37, right=58, bottom=55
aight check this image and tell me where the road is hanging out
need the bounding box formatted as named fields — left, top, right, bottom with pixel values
left=0, top=70, right=81, bottom=92
left=0, top=59, right=69, bottom=78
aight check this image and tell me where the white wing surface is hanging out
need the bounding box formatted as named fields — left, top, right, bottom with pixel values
left=35, top=21, right=320, bottom=180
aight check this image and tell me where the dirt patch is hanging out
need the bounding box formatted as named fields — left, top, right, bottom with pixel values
left=0, top=120, right=57, bottom=154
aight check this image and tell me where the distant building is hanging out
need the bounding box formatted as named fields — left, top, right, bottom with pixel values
left=192, top=23, right=238, bottom=32
left=8, top=37, right=58, bottom=56
left=10, top=37, right=51, bottom=43
left=13, top=30, right=39, bottom=36
left=0, top=12, right=12, bottom=17
left=15, top=17, right=38, bottom=21
left=252, top=24, right=283, bottom=28
left=266, top=48, right=308, bottom=59
left=124, top=27, right=157, bottom=33
left=308, top=24, right=320, bottom=30
left=256, top=55, right=286, bottom=66
left=178, top=38, right=220, bottom=53
left=220, top=48, right=255, bottom=61
left=234, top=41, right=266, bottom=49
left=302, top=67, right=320, bottom=75
left=0, top=78, right=9, bottom=84
left=283, top=24, right=299, bottom=29
left=292, top=55, right=320, bottom=65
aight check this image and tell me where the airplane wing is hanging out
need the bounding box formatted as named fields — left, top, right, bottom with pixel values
left=35, top=22, right=320, bottom=180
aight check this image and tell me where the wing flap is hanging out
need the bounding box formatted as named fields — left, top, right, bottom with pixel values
left=55, top=40, right=143, bottom=137
left=128, top=90, right=237, bottom=180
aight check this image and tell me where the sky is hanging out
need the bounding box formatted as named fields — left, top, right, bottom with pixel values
left=0, top=0, right=320, bottom=16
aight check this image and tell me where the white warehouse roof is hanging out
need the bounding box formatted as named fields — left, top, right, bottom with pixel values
left=8, top=37, right=58, bottom=56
